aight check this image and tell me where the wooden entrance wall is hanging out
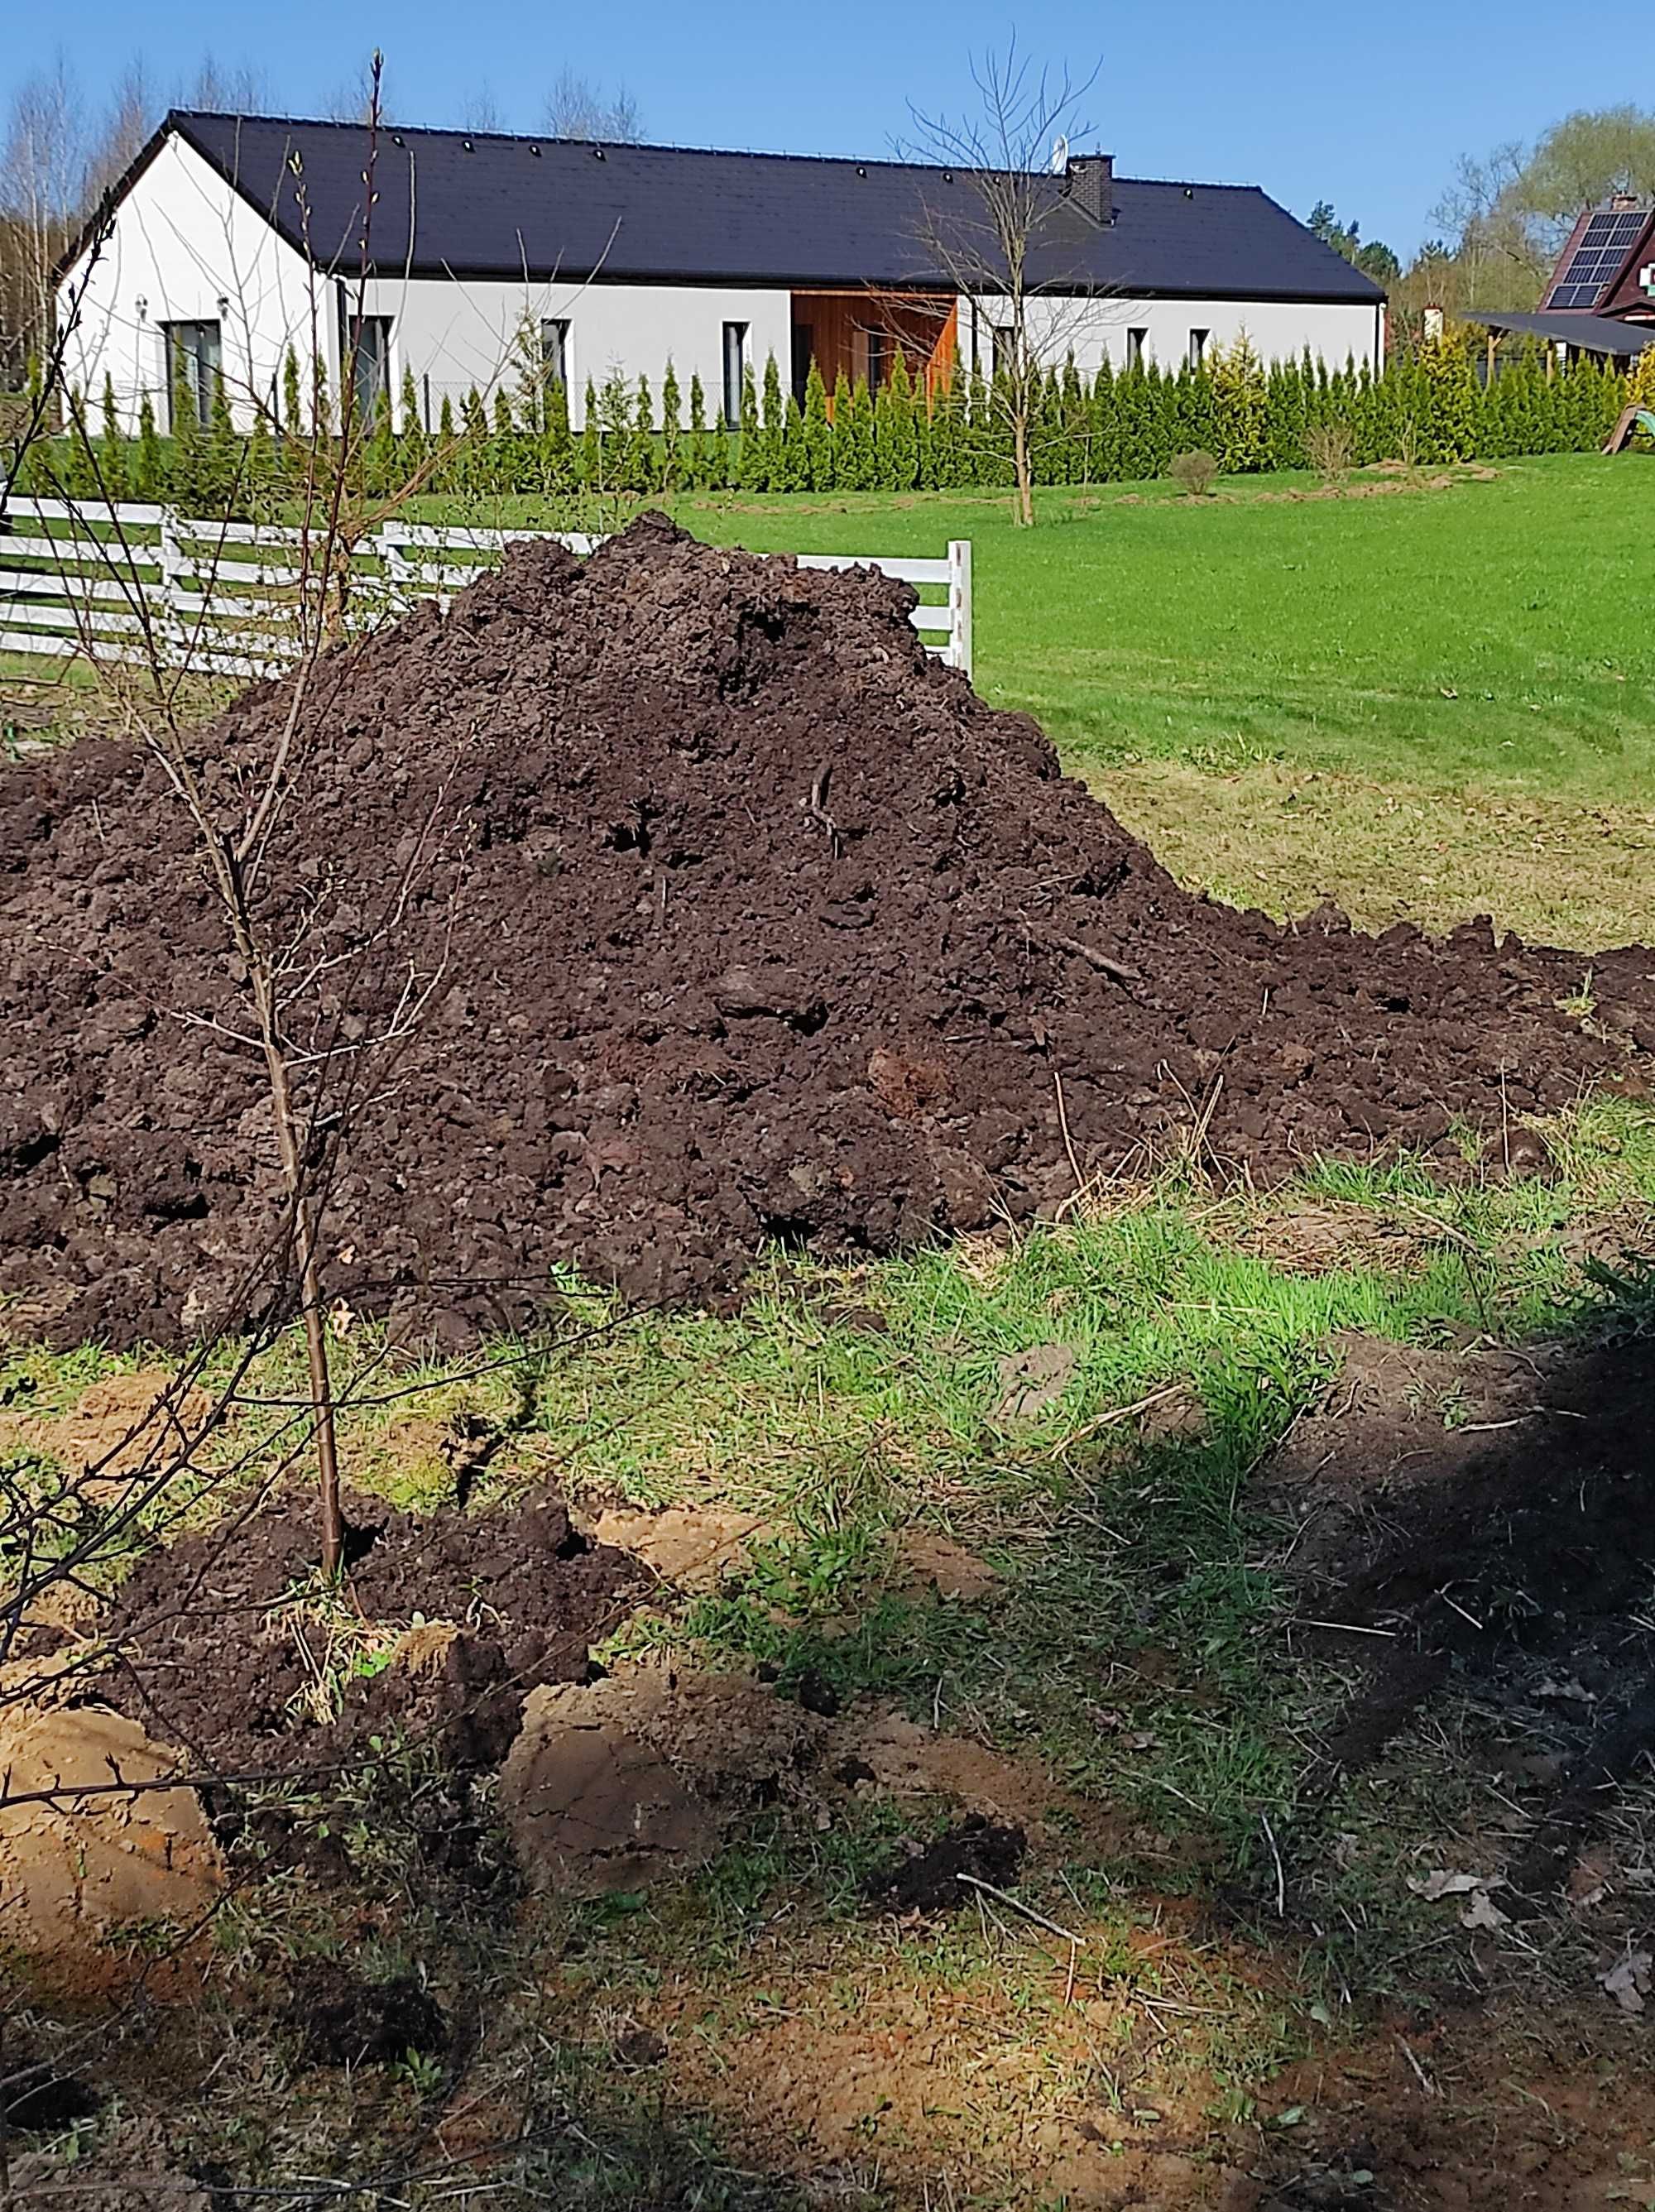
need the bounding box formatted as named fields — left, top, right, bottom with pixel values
left=789, top=292, right=957, bottom=410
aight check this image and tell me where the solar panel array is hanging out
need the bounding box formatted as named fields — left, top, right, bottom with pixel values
left=1549, top=209, right=1648, bottom=309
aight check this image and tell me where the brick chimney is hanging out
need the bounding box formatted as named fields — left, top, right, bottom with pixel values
left=1066, top=152, right=1115, bottom=226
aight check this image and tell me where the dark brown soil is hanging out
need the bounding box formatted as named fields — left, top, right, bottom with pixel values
left=99, top=1486, right=637, bottom=1779
left=1268, top=1324, right=1655, bottom=1889
left=864, top=1814, right=1027, bottom=1913
left=3, top=515, right=1653, bottom=1351
left=290, top=1964, right=449, bottom=2069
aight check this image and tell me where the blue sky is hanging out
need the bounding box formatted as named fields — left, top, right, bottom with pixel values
left=6, top=0, right=1615, bottom=257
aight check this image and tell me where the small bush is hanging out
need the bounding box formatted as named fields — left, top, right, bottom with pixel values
left=1169, top=448, right=1219, bottom=497
left=1305, top=420, right=1355, bottom=481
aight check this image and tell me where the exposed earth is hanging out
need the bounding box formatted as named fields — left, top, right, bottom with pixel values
left=2, top=515, right=1653, bottom=1349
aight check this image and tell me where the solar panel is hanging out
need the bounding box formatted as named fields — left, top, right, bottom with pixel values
left=1551, top=209, right=1648, bottom=307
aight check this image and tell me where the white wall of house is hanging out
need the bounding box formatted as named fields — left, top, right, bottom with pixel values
left=360, top=274, right=793, bottom=426
left=962, top=293, right=1384, bottom=375
left=56, top=132, right=325, bottom=434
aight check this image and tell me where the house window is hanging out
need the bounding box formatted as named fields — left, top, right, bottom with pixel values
left=1188, top=327, right=1210, bottom=367
left=866, top=328, right=887, bottom=390
left=541, top=318, right=571, bottom=390
left=347, top=314, right=392, bottom=416
left=1126, top=327, right=1148, bottom=368
left=162, top=320, right=222, bottom=428
left=722, top=321, right=749, bottom=428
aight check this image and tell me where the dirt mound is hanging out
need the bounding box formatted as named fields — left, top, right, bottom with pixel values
left=99, top=1486, right=637, bottom=1777
left=2, top=515, right=1652, bottom=1350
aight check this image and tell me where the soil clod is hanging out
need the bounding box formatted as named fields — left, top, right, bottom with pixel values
left=864, top=1813, right=1028, bottom=1913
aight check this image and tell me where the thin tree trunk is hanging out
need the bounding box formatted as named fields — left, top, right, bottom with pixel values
left=1013, top=411, right=1034, bottom=526
left=220, top=840, right=343, bottom=1580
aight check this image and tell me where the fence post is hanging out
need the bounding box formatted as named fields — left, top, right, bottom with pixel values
left=157, top=509, right=186, bottom=669
left=948, top=540, right=973, bottom=681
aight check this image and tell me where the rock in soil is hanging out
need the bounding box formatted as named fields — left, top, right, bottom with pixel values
left=2, top=516, right=1651, bottom=1350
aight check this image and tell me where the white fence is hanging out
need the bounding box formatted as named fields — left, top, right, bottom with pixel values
left=0, top=499, right=972, bottom=683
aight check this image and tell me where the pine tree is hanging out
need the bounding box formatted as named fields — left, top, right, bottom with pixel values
left=200, top=369, right=242, bottom=511
left=660, top=360, right=683, bottom=491
left=396, top=366, right=425, bottom=482
left=133, top=390, right=165, bottom=501
left=1211, top=330, right=1269, bottom=473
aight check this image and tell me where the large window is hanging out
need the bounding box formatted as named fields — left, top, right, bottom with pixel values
left=163, top=320, right=222, bottom=428
left=541, top=317, right=571, bottom=391
left=347, top=314, right=392, bottom=417
left=722, top=320, right=749, bottom=428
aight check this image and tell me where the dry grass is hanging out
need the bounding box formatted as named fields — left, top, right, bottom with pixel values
left=1096, top=755, right=1655, bottom=948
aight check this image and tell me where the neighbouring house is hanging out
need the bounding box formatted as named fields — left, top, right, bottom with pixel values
left=57, top=111, right=1387, bottom=436
left=1467, top=195, right=1655, bottom=367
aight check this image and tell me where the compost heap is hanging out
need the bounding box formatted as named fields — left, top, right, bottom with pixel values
left=2, top=515, right=1653, bottom=1351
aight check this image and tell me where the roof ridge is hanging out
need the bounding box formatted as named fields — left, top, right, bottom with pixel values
left=169, top=110, right=1266, bottom=193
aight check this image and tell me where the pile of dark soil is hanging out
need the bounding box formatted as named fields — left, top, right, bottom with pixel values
left=1269, top=1324, right=1655, bottom=1892
left=99, top=1487, right=636, bottom=1777
left=2, top=515, right=1653, bottom=1350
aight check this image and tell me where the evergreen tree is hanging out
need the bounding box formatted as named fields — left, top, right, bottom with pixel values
left=828, top=370, right=854, bottom=488
left=779, top=391, right=807, bottom=491
left=758, top=353, right=785, bottom=490
left=133, top=390, right=165, bottom=502
left=201, top=370, right=242, bottom=511
left=1211, top=331, right=1269, bottom=473
left=629, top=374, right=659, bottom=492
left=540, top=372, right=573, bottom=489
left=685, top=371, right=709, bottom=492
left=98, top=373, right=127, bottom=501
left=800, top=358, right=832, bottom=491
left=842, top=374, right=877, bottom=490
left=434, top=393, right=458, bottom=492
left=368, top=383, right=398, bottom=493
left=735, top=363, right=765, bottom=490
left=168, top=348, right=205, bottom=508
left=660, top=360, right=683, bottom=491
left=579, top=379, right=602, bottom=488
left=879, top=348, right=919, bottom=488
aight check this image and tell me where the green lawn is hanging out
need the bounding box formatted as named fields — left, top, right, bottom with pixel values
left=404, top=453, right=1655, bottom=944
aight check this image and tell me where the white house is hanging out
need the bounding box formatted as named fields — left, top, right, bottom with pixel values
left=57, top=112, right=1387, bottom=436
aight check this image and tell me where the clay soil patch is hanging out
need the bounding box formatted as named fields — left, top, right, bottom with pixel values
left=2, top=518, right=1652, bottom=1351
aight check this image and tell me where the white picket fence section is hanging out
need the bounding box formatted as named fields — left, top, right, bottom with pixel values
left=0, top=499, right=972, bottom=682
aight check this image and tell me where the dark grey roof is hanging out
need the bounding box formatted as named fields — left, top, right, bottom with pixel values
left=165, top=111, right=1385, bottom=305
left=1466, top=308, right=1655, bottom=357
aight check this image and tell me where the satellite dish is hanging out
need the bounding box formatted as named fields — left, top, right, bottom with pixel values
left=1050, top=133, right=1069, bottom=174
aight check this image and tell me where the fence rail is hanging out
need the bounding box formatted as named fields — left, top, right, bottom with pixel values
left=0, top=499, right=972, bottom=682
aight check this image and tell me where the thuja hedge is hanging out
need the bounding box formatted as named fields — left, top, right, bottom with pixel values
left=31, top=334, right=1630, bottom=508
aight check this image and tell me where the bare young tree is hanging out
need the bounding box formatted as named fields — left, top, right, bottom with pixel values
left=904, top=39, right=1104, bottom=526
left=0, top=58, right=87, bottom=379
left=542, top=69, right=643, bottom=144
